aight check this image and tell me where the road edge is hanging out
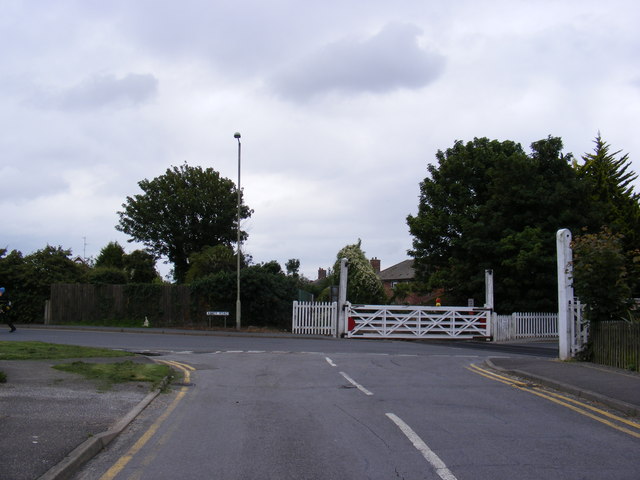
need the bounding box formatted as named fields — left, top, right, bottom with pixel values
left=485, top=358, right=640, bottom=417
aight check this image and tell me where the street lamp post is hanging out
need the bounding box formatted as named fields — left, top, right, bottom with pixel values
left=234, top=132, right=242, bottom=330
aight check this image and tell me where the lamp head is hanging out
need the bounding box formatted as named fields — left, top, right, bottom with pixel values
left=234, top=132, right=241, bottom=139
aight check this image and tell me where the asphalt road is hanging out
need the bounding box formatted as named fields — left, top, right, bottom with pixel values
left=6, top=329, right=639, bottom=479
left=5, top=326, right=557, bottom=357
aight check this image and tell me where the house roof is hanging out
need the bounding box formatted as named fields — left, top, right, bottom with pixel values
left=379, top=259, right=415, bottom=281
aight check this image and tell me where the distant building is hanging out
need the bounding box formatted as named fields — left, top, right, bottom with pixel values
left=317, top=267, right=327, bottom=281
left=314, top=257, right=438, bottom=305
left=376, top=259, right=414, bottom=293
left=72, top=256, right=88, bottom=266
left=373, top=258, right=439, bottom=305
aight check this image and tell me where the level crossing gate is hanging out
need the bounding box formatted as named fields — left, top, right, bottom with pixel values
left=345, top=304, right=491, bottom=339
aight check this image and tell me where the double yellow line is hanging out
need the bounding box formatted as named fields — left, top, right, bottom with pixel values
left=158, top=359, right=195, bottom=384
left=468, top=363, right=640, bottom=439
left=99, top=360, right=195, bottom=480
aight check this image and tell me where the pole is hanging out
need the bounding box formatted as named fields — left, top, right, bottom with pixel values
left=557, top=228, right=573, bottom=360
left=484, top=269, right=494, bottom=310
left=337, top=258, right=348, bottom=337
left=484, top=269, right=494, bottom=338
left=234, top=132, right=242, bottom=330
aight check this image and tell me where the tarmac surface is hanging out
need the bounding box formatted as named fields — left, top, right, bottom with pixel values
left=1, top=328, right=639, bottom=480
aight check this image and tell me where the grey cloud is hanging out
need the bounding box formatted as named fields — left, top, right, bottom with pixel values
left=60, top=73, right=158, bottom=110
left=32, top=73, right=158, bottom=111
left=269, top=23, right=445, bottom=100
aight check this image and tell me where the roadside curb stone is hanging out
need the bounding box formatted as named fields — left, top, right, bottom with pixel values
left=486, top=357, right=640, bottom=417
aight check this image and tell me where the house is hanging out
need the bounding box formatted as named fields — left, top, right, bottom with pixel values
left=370, top=257, right=414, bottom=294
left=371, top=257, right=439, bottom=305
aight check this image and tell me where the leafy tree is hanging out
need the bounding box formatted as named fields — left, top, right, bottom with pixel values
left=123, top=250, right=159, bottom=283
left=285, top=258, right=300, bottom=277
left=0, top=249, right=27, bottom=320
left=185, top=245, right=237, bottom=283
left=191, top=261, right=297, bottom=329
left=241, top=261, right=297, bottom=328
left=95, top=242, right=126, bottom=269
left=117, top=163, right=252, bottom=283
left=572, top=228, right=632, bottom=323
left=92, top=243, right=158, bottom=284
left=331, top=240, right=386, bottom=304
left=88, top=267, right=128, bottom=284
left=20, top=246, right=87, bottom=321
left=23, top=246, right=87, bottom=285
left=408, top=137, right=594, bottom=312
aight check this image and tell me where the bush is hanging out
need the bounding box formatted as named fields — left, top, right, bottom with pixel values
left=88, top=267, right=128, bottom=285
left=190, top=262, right=297, bottom=330
left=572, top=228, right=632, bottom=323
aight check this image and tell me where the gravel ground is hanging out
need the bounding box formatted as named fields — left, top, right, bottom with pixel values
left=0, top=357, right=153, bottom=480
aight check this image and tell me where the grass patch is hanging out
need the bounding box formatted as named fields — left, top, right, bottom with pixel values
left=0, top=341, right=132, bottom=360
left=53, top=360, right=172, bottom=390
left=0, top=370, right=6, bottom=383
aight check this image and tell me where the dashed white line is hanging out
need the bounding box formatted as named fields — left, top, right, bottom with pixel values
left=325, top=357, right=337, bottom=367
left=386, top=413, right=458, bottom=480
left=339, top=372, right=373, bottom=396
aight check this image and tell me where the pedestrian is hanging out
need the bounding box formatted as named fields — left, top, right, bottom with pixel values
left=0, top=287, right=16, bottom=332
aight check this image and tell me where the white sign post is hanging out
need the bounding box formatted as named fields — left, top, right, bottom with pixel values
left=207, top=310, right=230, bottom=329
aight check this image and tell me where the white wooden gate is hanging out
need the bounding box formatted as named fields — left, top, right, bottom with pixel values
left=292, top=301, right=337, bottom=336
left=345, top=304, right=490, bottom=339
left=570, top=298, right=588, bottom=355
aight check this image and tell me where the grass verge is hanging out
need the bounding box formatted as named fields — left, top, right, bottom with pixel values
left=53, top=360, right=173, bottom=391
left=0, top=341, right=131, bottom=360
left=0, top=341, right=174, bottom=391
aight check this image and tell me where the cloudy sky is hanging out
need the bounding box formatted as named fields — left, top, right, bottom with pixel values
left=2, top=0, right=639, bottom=280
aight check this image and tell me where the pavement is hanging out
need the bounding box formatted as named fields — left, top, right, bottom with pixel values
left=1, top=329, right=639, bottom=480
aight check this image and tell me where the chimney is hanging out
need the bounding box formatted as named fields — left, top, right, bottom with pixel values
left=370, top=257, right=381, bottom=274
left=317, top=267, right=327, bottom=280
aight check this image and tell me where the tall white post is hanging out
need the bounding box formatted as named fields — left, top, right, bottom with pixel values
left=557, top=229, right=573, bottom=360
left=337, top=258, right=348, bottom=337
left=484, top=269, right=494, bottom=310
left=484, top=269, right=494, bottom=338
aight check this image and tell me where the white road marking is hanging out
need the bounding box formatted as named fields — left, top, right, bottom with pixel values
left=325, top=356, right=337, bottom=367
left=339, top=372, right=373, bottom=396
left=386, top=413, right=458, bottom=480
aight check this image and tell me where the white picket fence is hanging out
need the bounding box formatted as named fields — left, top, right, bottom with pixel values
left=492, top=312, right=558, bottom=342
left=292, top=301, right=337, bottom=336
